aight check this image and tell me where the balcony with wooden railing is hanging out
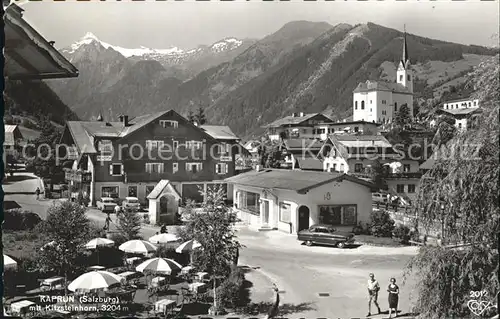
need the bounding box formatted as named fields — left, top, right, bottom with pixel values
left=64, top=169, right=92, bottom=183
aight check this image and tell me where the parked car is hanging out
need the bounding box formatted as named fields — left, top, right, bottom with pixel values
left=297, top=224, right=355, bottom=248
left=96, top=197, right=117, bottom=212
left=122, top=197, right=141, bottom=211
left=372, top=192, right=388, bottom=204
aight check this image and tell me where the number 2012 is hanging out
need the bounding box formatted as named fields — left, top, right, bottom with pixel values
left=470, top=291, right=488, bottom=298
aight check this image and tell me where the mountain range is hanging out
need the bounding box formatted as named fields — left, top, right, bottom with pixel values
left=45, top=21, right=498, bottom=139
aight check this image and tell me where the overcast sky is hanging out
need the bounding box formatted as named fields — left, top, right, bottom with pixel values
left=22, top=1, right=499, bottom=50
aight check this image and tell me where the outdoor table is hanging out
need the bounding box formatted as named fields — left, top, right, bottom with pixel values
left=88, top=265, right=105, bottom=271
left=151, top=276, right=167, bottom=288
left=118, top=271, right=140, bottom=284
left=126, top=257, right=141, bottom=265
left=188, top=282, right=207, bottom=293
left=181, top=266, right=194, bottom=275
left=154, top=299, right=176, bottom=315
left=195, top=272, right=208, bottom=281
left=40, top=276, right=64, bottom=291
left=10, top=300, right=36, bottom=315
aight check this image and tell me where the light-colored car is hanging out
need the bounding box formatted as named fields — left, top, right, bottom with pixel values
left=372, top=192, right=388, bottom=204
left=97, top=197, right=117, bottom=212
left=122, top=197, right=141, bottom=211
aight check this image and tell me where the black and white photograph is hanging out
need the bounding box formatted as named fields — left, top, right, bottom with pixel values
left=1, top=0, right=499, bottom=318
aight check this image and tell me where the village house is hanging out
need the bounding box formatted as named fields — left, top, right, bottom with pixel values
left=226, top=169, right=376, bottom=233
left=3, top=125, right=23, bottom=171
left=60, top=110, right=242, bottom=212
left=280, top=139, right=323, bottom=169
left=318, top=134, right=422, bottom=202
left=264, top=113, right=381, bottom=142
left=352, top=32, right=414, bottom=123
left=436, top=97, right=481, bottom=131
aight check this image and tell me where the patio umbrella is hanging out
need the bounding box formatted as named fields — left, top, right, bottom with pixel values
left=68, top=270, right=122, bottom=292
left=176, top=239, right=202, bottom=264
left=119, top=240, right=157, bottom=255
left=4, top=254, right=17, bottom=270
left=136, top=257, right=182, bottom=275
left=85, top=238, right=115, bottom=264
left=85, top=238, right=115, bottom=249
left=175, top=239, right=202, bottom=254
left=148, top=233, right=179, bottom=245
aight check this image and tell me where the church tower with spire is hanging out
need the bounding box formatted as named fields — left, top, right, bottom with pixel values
left=396, top=28, right=413, bottom=93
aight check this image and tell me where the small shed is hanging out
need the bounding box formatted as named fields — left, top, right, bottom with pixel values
left=147, top=180, right=182, bottom=226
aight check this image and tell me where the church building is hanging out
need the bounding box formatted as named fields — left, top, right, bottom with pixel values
left=352, top=31, right=414, bottom=124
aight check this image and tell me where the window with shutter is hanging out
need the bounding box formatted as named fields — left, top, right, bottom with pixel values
left=110, top=164, right=122, bottom=176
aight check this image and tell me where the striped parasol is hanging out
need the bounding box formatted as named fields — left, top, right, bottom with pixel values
left=68, top=271, right=122, bottom=292
left=119, top=240, right=157, bottom=255
left=175, top=239, right=202, bottom=253
left=85, top=238, right=115, bottom=249
left=136, top=257, right=182, bottom=275
left=4, top=254, right=17, bottom=270
left=148, top=233, right=179, bottom=245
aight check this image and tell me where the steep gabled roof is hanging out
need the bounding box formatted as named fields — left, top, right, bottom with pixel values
left=64, top=110, right=218, bottom=154
left=263, top=113, right=333, bottom=128
left=353, top=80, right=411, bottom=94
left=200, top=125, right=239, bottom=140
left=4, top=124, right=23, bottom=145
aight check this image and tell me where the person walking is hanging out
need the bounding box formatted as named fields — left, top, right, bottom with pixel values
left=35, top=187, right=40, bottom=200
left=367, top=273, right=381, bottom=317
left=104, top=212, right=112, bottom=231
left=114, top=204, right=122, bottom=216
left=387, top=277, right=400, bottom=318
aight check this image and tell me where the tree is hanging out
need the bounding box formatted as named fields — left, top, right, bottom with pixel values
left=368, top=159, right=387, bottom=190
left=176, top=184, right=241, bottom=314
left=394, top=103, right=412, bottom=128
left=195, top=106, right=206, bottom=125
left=404, top=55, right=499, bottom=318
left=116, top=208, right=142, bottom=241
left=37, top=201, right=94, bottom=295
left=431, top=115, right=457, bottom=147
left=257, top=137, right=283, bottom=168
left=187, top=108, right=196, bottom=123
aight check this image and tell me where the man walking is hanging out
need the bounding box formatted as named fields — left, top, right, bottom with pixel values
left=114, top=204, right=122, bottom=216
left=367, top=273, right=381, bottom=317
left=35, top=187, right=41, bottom=200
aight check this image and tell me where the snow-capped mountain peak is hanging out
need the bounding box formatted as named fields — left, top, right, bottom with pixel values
left=210, top=38, right=244, bottom=53
left=67, top=32, right=187, bottom=58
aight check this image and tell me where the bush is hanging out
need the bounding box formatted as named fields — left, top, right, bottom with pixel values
left=216, top=266, right=245, bottom=310
left=352, top=222, right=370, bottom=235
left=4, top=209, right=42, bottom=230
left=393, top=224, right=411, bottom=244
left=370, top=210, right=395, bottom=237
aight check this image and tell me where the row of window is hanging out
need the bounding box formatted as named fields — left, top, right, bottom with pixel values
left=108, top=162, right=228, bottom=176
left=396, top=184, right=416, bottom=193
left=99, top=139, right=232, bottom=154
left=353, top=163, right=411, bottom=173
left=354, top=102, right=400, bottom=111
left=444, top=101, right=477, bottom=110
left=159, top=120, right=178, bottom=128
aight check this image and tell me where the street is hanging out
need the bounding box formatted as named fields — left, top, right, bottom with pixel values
left=4, top=171, right=418, bottom=318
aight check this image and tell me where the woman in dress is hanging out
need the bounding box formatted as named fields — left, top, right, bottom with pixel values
left=387, top=277, right=399, bottom=318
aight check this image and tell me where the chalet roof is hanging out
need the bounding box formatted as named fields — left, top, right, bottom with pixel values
left=443, top=97, right=476, bottom=104
left=64, top=110, right=216, bottom=154
left=225, top=169, right=375, bottom=194
left=283, top=139, right=323, bottom=151
left=263, top=113, right=332, bottom=128
left=147, top=180, right=181, bottom=200
left=4, top=4, right=78, bottom=80
left=439, top=108, right=482, bottom=116
left=330, top=134, right=392, bottom=148
left=4, top=124, right=23, bottom=145
left=200, top=125, right=239, bottom=140
left=353, top=80, right=411, bottom=94
left=296, top=158, right=324, bottom=171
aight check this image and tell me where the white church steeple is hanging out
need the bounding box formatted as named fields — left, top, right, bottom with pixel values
left=396, top=25, right=413, bottom=93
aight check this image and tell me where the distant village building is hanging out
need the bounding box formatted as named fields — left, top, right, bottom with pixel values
left=352, top=32, right=414, bottom=123
left=264, top=113, right=381, bottom=142
left=226, top=169, right=376, bottom=233
left=3, top=125, right=23, bottom=171
left=437, top=97, right=481, bottom=131
left=318, top=135, right=422, bottom=201
left=61, top=110, right=242, bottom=222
